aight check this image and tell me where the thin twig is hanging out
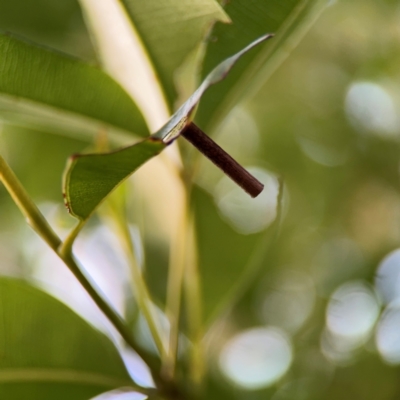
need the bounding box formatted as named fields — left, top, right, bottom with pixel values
left=181, top=122, right=264, bottom=198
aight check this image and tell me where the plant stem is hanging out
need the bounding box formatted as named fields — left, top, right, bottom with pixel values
left=0, top=155, right=61, bottom=251
left=61, top=252, right=158, bottom=370
left=163, top=190, right=189, bottom=380
left=105, top=198, right=167, bottom=358
left=183, top=217, right=204, bottom=387
left=59, top=220, right=86, bottom=258
left=0, top=153, right=159, bottom=379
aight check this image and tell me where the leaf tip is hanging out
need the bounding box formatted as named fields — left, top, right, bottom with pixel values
left=258, top=33, right=275, bottom=45
left=263, top=33, right=275, bottom=38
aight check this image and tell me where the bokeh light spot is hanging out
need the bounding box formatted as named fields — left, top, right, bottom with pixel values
left=326, top=281, right=379, bottom=340
left=219, top=327, right=293, bottom=390
left=376, top=303, right=400, bottom=364
left=214, top=168, right=279, bottom=234
left=345, top=82, right=399, bottom=137
left=375, top=249, right=400, bottom=304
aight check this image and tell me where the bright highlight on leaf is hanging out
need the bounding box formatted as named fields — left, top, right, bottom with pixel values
left=63, top=34, right=273, bottom=221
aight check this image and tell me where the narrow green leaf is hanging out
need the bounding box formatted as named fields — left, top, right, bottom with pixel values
left=196, top=0, right=328, bottom=131
left=192, top=188, right=265, bottom=321
left=0, top=278, right=134, bottom=400
left=120, top=0, right=230, bottom=106
left=0, top=33, right=148, bottom=138
left=64, top=35, right=271, bottom=221
left=192, top=183, right=283, bottom=324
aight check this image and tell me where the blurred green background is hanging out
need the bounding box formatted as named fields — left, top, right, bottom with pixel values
left=1, top=0, right=400, bottom=399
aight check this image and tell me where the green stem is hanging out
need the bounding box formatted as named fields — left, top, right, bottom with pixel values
left=0, top=153, right=159, bottom=380
left=59, top=220, right=86, bottom=258
left=62, top=252, right=158, bottom=371
left=104, top=199, right=167, bottom=359
left=0, top=155, right=61, bottom=251
left=183, top=216, right=204, bottom=387
left=163, top=191, right=189, bottom=380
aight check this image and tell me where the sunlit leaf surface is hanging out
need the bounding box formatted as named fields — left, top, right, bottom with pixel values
left=0, top=278, right=132, bottom=400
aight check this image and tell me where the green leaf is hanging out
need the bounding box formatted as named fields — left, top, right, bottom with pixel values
left=0, top=278, right=134, bottom=400
left=0, top=33, right=148, bottom=140
left=63, top=139, right=165, bottom=220
left=192, top=188, right=264, bottom=322
left=120, top=0, right=230, bottom=106
left=64, top=34, right=271, bottom=221
left=196, top=0, right=328, bottom=132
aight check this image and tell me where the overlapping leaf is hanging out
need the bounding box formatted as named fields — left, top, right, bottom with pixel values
left=121, top=0, right=230, bottom=106
left=0, top=33, right=148, bottom=139
left=196, top=0, right=328, bottom=131
left=63, top=35, right=273, bottom=221
left=0, top=278, right=133, bottom=400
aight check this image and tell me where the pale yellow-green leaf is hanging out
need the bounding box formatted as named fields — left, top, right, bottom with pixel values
left=121, top=0, right=230, bottom=107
